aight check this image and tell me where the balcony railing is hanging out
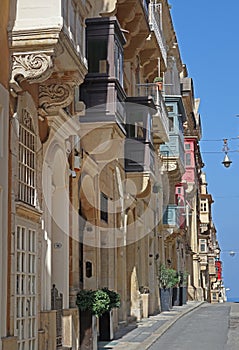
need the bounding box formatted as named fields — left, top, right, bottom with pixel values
left=149, top=3, right=167, bottom=66
left=136, top=83, right=169, bottom=142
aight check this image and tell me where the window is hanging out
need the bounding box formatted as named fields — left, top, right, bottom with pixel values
left=168, top=116, right=174, bottom=131
left=15, top=225, right=37, bottom=350
left=114, top=40, right=123, bottom=85
left=185, top=143, right=191, bottom=150
left=62, top=0, right=84, bottom=56
left=18, top=109, right=36, bottom=206
left=185, top=153, right=191, bottom=166
left=199, top=239, right=207, bottom=252
left=88, top=37, right=108, bottom=73
left=135, top=121, right=144, bottom=139
left=100, top=192, right=108, bottom=222
left=200, top=200, right=207, bottom=212
left=126, top=120, right=145, bottom=139
left=167, top=105, right=174, bottom=113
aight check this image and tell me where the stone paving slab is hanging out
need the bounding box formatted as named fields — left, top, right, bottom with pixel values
left=98, top=301, right=205, bottom=350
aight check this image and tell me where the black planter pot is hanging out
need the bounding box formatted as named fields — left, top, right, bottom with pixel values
left=160, top=288, right=171, bottom=311
left=99, top=311, right=113, bottom=341
left=172, top=287, right=180, bottom=306
left=179, top=286, right=187, bottom=305
left=179, top=287, right=183, bottom=306
left=182, top=286, right=187, bottom=304
left=169, top=288, right=173, bottom=309
left=80, top=310, right=94, bottom=350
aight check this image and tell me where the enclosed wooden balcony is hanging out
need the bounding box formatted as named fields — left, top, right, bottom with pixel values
left=125, top=96, right=155, bottom=174
left=10, top=0, right=90, bottom=95
left=160, top=96, right=186, bottom=179
left=136, top=83, right=169, bottom=143
left=163, top=205, right=180, bottom=228
left=163, top=204, right=185, bottom=229
left=80, top=17, right=127, bottom=126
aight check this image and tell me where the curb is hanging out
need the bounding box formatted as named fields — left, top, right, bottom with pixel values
left=142, top=301, right=206, bottom=349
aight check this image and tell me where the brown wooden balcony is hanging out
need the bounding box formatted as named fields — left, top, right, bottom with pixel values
left=125, top=96, right=155, bottom=174
left=136, top=83, right=169, bottom=143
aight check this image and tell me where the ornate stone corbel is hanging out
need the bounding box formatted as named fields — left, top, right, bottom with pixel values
left=39, top=83, right=73, bottom=114
left=39, top=72, right=79, bottom=115
left=10, top=53, right=53, bottom=94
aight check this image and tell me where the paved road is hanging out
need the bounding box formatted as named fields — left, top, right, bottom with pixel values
left=149, top=303, right=232, bottom=350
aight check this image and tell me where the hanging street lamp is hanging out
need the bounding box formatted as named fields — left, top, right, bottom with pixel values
left=222, top=139, right=232, bottom=168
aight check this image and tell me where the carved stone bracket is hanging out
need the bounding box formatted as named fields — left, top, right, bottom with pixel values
left=39, top=83, right=73, bottom=115
left=10, top=53, right=54, bottom=94
left=39, top=72, right=79, bottom=115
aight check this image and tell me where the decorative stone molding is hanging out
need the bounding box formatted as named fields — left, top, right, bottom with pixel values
left=10, top=53, right=53, bottom=94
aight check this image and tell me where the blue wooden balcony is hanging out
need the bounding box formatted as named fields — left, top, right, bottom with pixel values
left=160, top=134, right=185, bottom=172
left=163, top=205, right=180, bottom=228
left=160, top=97, right=186, bottom=175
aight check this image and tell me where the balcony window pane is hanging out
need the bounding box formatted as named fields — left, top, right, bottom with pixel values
left=88, top=38, right=107, bottom=73
left=169, top=116, right=174, bottom=131
left=100, top=192, right=108, bottom=223
left=114, top=40, right=123, bottom=85
left=185, top=153, right=191, bottom=166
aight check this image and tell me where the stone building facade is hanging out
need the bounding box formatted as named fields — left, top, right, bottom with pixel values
left=0, top=1, right=223, bottom=349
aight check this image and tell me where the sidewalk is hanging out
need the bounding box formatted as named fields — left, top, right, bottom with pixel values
left=226, top=302, right=239, bottom=349
left=98, top=301, right=205, bottom=350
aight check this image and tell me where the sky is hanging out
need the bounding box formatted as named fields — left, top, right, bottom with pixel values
left=169, top=0, right=239, bottom=300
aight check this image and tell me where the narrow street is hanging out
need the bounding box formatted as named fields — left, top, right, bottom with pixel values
left=149, top=303, right=239, bottom=350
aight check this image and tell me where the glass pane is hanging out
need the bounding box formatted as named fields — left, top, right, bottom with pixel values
left=17, top=297, right=21, bottom=318
left=21, top=298, right=25, bottom=317
left=21, top=254, right=25, bottom=273
left=22, top=228, right=25, bottom=250
left=17, top=226, right=21, bottom=249
left=21, top=275, right=25, bottom=294
left=88, top=37, right=107, bottom=73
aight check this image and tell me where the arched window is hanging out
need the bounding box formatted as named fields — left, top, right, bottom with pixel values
left=18, top=109, right=36, bottom=206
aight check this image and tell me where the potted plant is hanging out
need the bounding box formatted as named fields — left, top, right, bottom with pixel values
left=153, top=76, right=163, bottom=90
left=99, top=288, right=121, bottom=341
left=158, top=264, right=178, bottom=311
left=76, top=289, right=110, bottom=350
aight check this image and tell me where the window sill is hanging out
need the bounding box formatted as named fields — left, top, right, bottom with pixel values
left=15, top=201, right=43, bottom=223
